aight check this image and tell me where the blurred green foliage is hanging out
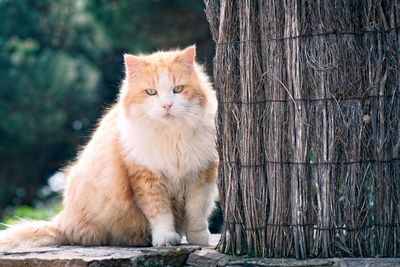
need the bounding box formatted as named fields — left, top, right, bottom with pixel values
left=0, top=202, right=62, bottom=230
left=0, top=0, right=105, bottom=209
left=0, top=0, right=213, bottom=219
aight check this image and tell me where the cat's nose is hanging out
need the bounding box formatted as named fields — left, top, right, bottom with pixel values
left=162, top=103, right=173, bottom=111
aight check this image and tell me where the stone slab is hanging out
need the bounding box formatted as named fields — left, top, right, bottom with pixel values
left=0, top=245, right=200, bottom=267
left=1, top=234, right=400, bottom=267
left=186, top=249, right=400, bottom=267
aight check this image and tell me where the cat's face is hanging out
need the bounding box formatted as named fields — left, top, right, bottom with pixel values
left=121, top=46, right=208, bottom=125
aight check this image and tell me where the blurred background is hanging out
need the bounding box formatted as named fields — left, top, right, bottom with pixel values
left=0, top=0, right=221, bottom=232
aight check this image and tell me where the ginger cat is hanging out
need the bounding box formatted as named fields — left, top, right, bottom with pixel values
left=0, top=46, right=218, bottom=249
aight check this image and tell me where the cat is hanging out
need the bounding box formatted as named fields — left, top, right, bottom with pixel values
left=0, top=45, right=219, bottom=249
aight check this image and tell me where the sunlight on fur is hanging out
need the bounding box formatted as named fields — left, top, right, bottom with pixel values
left=0, top=46, right=218, bottom=249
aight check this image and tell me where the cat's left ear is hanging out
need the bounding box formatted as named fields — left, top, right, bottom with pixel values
left=176, top=45, right=196, bottom=67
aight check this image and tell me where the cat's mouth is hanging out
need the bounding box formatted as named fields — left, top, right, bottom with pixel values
left=162, top=113, right=175, bottom=119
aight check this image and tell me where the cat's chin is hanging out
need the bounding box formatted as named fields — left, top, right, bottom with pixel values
left=163, top=114, right=175, bottom=119
left=158, top=113, right=179, bottom=122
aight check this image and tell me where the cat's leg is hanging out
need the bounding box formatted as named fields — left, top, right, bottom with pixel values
left=185, top=161, right=218, bottom=246
left=130, top=167, right=181, bottom=247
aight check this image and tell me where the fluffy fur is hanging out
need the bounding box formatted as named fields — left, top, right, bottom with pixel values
left=0, top=46, right=218, bottom=249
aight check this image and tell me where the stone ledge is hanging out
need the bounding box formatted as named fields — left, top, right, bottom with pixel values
left=1, top=234, right=400, bottom=267
left=0, top=245, right=200, bottom=267
left=187, top=249, right=400, bottom=267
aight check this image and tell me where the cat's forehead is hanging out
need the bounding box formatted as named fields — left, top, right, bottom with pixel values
left=125, top=49, right=196, bottom=89
left=140, top=51, right=189, bottom=71
left=140, top=62, right=188, bottom=85
left=137, top=50, right=180, bottom=67
left=156, top=71, right=175, bottom=90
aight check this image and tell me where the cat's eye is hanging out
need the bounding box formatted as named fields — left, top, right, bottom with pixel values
left=173, top=85, right=184, bottom=94
left=145, top=89, right=157, bottom=96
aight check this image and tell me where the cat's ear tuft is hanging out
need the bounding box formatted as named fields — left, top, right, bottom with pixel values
left=177, top=45, right=196, bottom=67
left=124, top=54, right=142, bottom=77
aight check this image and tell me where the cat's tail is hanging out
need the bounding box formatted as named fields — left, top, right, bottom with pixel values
left=0, top=219, right=64, bottom=250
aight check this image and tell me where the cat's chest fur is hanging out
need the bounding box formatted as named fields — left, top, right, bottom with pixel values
left=119, top=116, right=215, bottom=188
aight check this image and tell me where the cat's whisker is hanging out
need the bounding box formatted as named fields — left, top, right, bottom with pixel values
left=184, top=112, right=208, bottom=123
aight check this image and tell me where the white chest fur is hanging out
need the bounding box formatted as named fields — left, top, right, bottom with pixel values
left=118, top=113, right=216, bottom=191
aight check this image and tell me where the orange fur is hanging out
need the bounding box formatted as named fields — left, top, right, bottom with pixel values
left=0, top=46, right=218, bottom=250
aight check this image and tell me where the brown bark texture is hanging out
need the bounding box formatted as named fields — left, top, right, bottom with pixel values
left=205, top=0, right=400, bottom=258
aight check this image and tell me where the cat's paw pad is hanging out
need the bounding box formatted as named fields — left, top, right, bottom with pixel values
left=186, top=229, right=210, bottom=246
left=152, top=231, right=181, bottom=247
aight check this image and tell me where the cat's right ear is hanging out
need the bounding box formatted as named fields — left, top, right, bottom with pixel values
left=124, top=54, right=142, bottom=78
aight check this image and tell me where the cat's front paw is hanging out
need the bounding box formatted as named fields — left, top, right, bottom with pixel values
left=186, top=229, right=210, bottom=246
left=152, top=231, right=181, bottom=247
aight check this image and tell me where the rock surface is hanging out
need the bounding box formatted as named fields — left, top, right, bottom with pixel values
left=187, top=249, right=400, bottom=267
left=1, top=235, right=400, bottom=267
left=0, top=245, right=200, bottom=267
